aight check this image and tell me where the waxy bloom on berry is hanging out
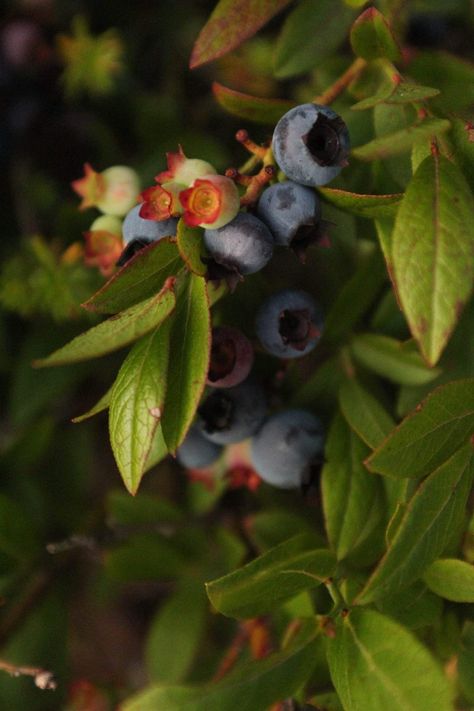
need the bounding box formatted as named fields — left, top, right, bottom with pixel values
left=83, top=215, right=123, bottom=276
left=139, top=181, right=183, bottom=221
left=156, top=145, right=216, bottom=186
left=72, top=164, right=140, bottom=217
left=180, top=174, right=240, bottom=229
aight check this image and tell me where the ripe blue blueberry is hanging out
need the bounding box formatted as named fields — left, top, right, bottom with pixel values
left=257, top=180, right=322, bottom=251
left=272, top=103, right=350, bottom=187
left=250, top=409, right=324, bottom=489
left=197, top=377, right=266, bottom=445
left=203, top=212, right=274, bottom=287
left=256, top=289, right=323, bottom=359
left=207, top=326, right=254, bottom=389
left=176, top=425, right=223, bottom=469
left=117, top=205, right=178, bottom=266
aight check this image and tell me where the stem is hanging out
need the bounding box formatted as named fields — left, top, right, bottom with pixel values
left=0, top=658, right=56, bottom=690
left=313, top=57, right=367, bottom=106
left=324, top=577, right=345, bottom=611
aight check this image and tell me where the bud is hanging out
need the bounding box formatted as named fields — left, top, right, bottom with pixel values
left=155, top=145, right=216, bottom=186
left=180, top=175, right=240, bottom=229
left=72, top=164, right=139, bottom=217
left=83, top=214, right=123, bottom=276
left=139, top=181, right=183, bottom=220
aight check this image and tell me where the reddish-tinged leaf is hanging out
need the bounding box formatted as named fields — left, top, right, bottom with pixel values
left=350, top=7, right=401, bottom=62
left=317, top=187, right=402, bottom=217
left=190, top=0, right=294, bottom=69
left=212, top=82, right=293, bottom=124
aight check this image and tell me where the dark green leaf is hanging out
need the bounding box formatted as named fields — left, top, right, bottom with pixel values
left=146, top=579, right=207, bottom=683
left=206, top=534, right=336, bottom=619
left=144, top=427, right=169, bottom=472
left=450, top=117, right=474, bottom=190
left=161, top=274, right=211, bottom=453
left=124, top=621, right=319, bottom=711
left=322, top=413, right=384, bottom=561
left=109, top=320, right=172, bottom=494
left=83, top=238, right=182, bottom=314
left=351, top=334, right=441, bottom=386
left=339, top=378, right=395, bottom=449
left=408, top=51, right=474, bottom=113
left=35, top=281, right=176, bottom=367
left=0, top=494, right=39, bottom=561
left=212, top=82, right=292, bottom=124
left=423, top=558, right=474, bottom=602
left=72, top=387, right=112, bottom=423
left=367, top=379, right=474, bottom=479
left=318, top=187, right=402, bottom=217
left=350, top=8, right=401, bottom=62
left=105, top=533, right=187, bottom=582
left=352, top=118, right=451, bottom=161
left=392, top=152, right=474, bottom=365
left=273, top=0, right=355, bottom=78
left=327, top=608, right=453, bottom=711
left=376, top=581, right=442, bottom=629
left=458, top=622, right=474, bottom=703
left=176, top=220, right=207, bottom=276
left=190, top=0, right=293, bottom=69
left=106, top=490, right=183, bottom=526
left=246, top=511, right=320, bottom=552
left=357, top=444, right=473, bottom=603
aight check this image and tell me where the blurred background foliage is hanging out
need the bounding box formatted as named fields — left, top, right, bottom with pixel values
left=0, top=0, right=473, bottom=708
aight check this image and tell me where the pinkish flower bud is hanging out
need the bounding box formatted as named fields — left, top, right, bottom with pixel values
left=179, top=174, right=240, bottom=229
left=83, top=214, right=123, bottom=276
left=139, top=181, right=183, bottom=220
left=72, top=164, right=139, bottom=217
left=155, top=145, right=216, bottom=186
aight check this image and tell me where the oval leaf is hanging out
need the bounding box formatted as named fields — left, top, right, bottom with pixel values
left=176, top=220, right=207, bottom=276
left=206, top=534, right=336, bottom=619
left=367, top=379, right=474, bottom=479
left=327, top=608, right=453, bottom=711
left=35, top=282, right=176, bottom=367
left=161, top=274, right=211, bottom=453
left=109, top=319, right=173, bottom=495
left=357, top=444, right=473, bottom=604
left=352, top=81, right=440, bottom=111
left=423, top=558, right=474, bottom=602
left=317, top=187, right=402, bottom=217
left=190, top=0, right=293, bottom=69
left=83, top=238, right=182, bottom=314
left=350, top=7, right=401, bottom=61
left=352, top=118, right=450, bottom=161
left=212, top=82, right=293, bottom=124
left=392, top=152, right=474, bottom=365
left=339, top=378, right=395, bottom=449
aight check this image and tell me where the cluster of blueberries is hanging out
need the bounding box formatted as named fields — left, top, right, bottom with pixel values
left=120, top=103, right=350, bottom=490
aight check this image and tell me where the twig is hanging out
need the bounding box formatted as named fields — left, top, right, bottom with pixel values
left=0, top=658, right=56, bottom=690
left=313, top=57, right=367, bottom=106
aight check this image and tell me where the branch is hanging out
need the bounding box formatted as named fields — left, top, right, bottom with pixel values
left=0, top=658, right=56, bottom=690
left=313, top=57, right=367, bottom=106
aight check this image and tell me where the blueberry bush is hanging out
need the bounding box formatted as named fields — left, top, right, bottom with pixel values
left=0, top=0, right=473, bottom=709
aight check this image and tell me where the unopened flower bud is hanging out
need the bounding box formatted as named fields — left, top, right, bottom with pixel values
left=180, top=174, right=240, bottom=229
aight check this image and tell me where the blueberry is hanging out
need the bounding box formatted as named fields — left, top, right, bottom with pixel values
left=176, top=425, right=223, bottom=469
left=117, top=206, right=178, bottom=266
left=197, top=377, right=266, bottom=445
left=250, top=409, right=324, bottom=489
left=256, top=289, right=323, bottom=359
left=203, top=212, right=274, bottom=286
left=257, top=180, right=321, bottom=251
left=272, top=103, right=350, bottom=186
left=207, top=326, right=254, bottom=388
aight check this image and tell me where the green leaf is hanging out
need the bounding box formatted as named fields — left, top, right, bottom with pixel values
left=176, top=220, right=207, bottom=276
left=408, top=50, right=474, bottom=113
left=71, top=386, right=112, bottom=423
left=35, top=281, right=176, bottom=367
left=423, top=558, right=474, bottom=602
left=83, top=238, right=182, bottom=314
left=392, top=152, right=474, bottom=365
left=105, top=533, right=187, bottom=582
left=351, top=81, right=440, bottom=111
left=109, top=320, right=172, bottom=494
left=450, top=117, right=474, bottom=190
left=189, top=0, right=293, bottom=69
left=106, top=490, right=183, bottom=526
left=273, top=0, right=355, bottom=79
left=352, top=118, right=451, bottom=161
left=356, top=444, right=473, bottom=604
left=317, top=187, right=402, bottom=217
left=339, top=378, right=395, bottom=449
left=146, top=579, right=207, bottom=683
left=376, top=581, right=442, bottom=630
left=144, top=426, right=169, bottom=472
left=212, top=82, right=292, bottom=124
left=124, top=621, right=319, bottom=711
left=375, top=218, right=393, bottom=265
left=367, top=379, right=474, bottom=479
left=350, top=334, right=441, bottom=386
left=322, top=413, right=384, bottom=561
left=322, top=248, right=386, bottom=345
left=246, top=511, right=320, bottom=552
left=327, top=608, right=454, bottom=711
left=458, top=622, right=474, bottom=703
left=206, top=534, right=336, bottom=619
left=161, top=274, right=211, bottom=453
left=350, top=8, right=401, bottom=62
